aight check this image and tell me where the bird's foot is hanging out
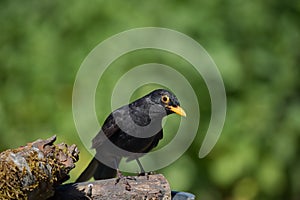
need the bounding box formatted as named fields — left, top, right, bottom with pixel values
left=114, top=169, right=124, bottom=185
left=124, top=181, right=132, bottom=191
left=114, top=170, right=132, bottom=190
left=138, top=171, right=155, bottom=176
left=138, top=171, right=155, bottom=179
left=125, top=176, right=137, bottom=181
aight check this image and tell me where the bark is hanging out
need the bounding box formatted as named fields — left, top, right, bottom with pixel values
left=50, top=174, right=171, bottom=200
left=0, top=136, right=194, bottom=200
left=0, top=135, right=79, bottom=200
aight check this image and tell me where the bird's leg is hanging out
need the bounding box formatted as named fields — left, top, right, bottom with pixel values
left=136, top=158, right=145, bottom=175
left=116, top=168, right=123, bottom=179
left=115, top=159, right=127, bottom=185
left=114, top=165, right=133, bottom=188
left=114, top=158, right=121, bottom=183
left=115, top=169, right=123, bottom=185
left=112, top=158, right=122, bottom=177
left=136, top=158, right=155, bottom=177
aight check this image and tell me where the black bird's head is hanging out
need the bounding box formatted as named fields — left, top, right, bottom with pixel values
left=146, top=89, right=186, bottom=117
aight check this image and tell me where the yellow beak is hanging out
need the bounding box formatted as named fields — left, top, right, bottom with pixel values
left=167, top=105, right=186, bottom=117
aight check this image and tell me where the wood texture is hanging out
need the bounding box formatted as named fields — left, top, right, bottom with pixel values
left=0, top=135, right=79, bottom=200
left=50, top=174, right=171, bottom=200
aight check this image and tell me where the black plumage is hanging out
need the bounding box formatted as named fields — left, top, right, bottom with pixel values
left=76, top=89, right=186, bottom=182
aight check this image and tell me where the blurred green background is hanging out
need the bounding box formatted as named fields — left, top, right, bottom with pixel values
left=1, top=1, right=299, bottom=199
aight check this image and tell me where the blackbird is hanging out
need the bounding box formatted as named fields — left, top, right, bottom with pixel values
left=76, top=89, right=186, bottom=182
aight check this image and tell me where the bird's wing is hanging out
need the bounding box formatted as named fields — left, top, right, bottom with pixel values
left=91, top=112, right=120, bottom=149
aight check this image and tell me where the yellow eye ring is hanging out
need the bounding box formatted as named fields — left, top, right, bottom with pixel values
left=161, top=95, right=170, bottom=104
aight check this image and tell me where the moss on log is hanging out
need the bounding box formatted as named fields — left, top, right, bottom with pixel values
left=0, top=136, right=79, bottom=200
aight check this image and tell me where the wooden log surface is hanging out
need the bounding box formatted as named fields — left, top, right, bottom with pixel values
left=0, top=136, right=195, bottom=200
left=50, top=174, right=171, bottom=200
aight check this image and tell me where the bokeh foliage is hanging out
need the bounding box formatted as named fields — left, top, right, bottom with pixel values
left=1, top=1, right=299, bottom=199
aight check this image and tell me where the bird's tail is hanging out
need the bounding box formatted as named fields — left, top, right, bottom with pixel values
left=76, top=157, right=117, bottom=182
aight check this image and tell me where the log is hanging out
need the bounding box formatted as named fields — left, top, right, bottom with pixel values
left=49, top=174, right=171, bottom=200
left=0, top=136, right=79, bottom=200
left=0, top=136, right=195, bottom=200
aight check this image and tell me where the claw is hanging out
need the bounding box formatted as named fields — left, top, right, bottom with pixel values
left=115, top=169, right=124, bottom=185
left=114, top=169, right=132, bottom=190
left=138, top=171, right=155, bottom=176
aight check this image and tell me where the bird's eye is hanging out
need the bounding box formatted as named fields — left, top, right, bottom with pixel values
left=161, top=95, right=170, bottom=104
